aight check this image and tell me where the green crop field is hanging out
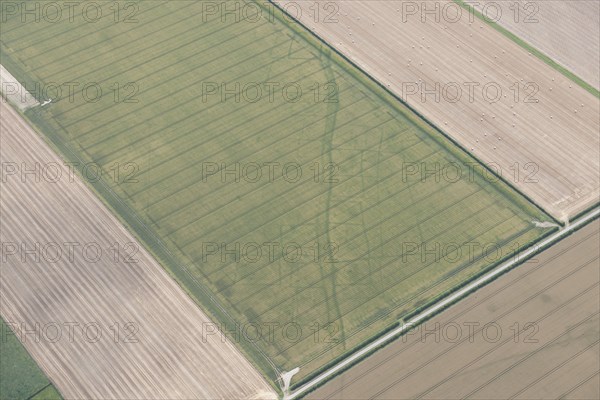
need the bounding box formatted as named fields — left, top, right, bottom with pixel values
left=0, top=318, right=61, bottom=399
left=0, top=0, right=554, bottom=386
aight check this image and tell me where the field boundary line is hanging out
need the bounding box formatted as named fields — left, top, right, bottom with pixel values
left=317, top=236, right=600, bottom=400
left=453, top=0, right=599, bottom=98
left=285, top=207, right=600, bottom=399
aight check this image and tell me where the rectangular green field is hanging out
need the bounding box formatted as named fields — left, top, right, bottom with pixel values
left=0, top=0, right=555, bottom=387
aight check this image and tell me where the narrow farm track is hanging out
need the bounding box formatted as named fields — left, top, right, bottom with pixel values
left=306, top=220, right=600, bottom=400
left=0, top=102, right=276, bottom=399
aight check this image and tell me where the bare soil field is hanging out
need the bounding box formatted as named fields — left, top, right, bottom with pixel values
left=475, top=0, right=600, bottom=90
left=0, top=65, right=39, bottom=110
left=308, top=219, right=600, bottom=399
left=277, top=0, right=600, bottom=221
left=0, top=102, right=276, bottom=399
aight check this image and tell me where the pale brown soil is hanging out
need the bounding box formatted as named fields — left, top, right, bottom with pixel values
left=0, top=101, right=276, bottom=399
left=308, top=220, right=600, bottom=399
left=476, top=0, right=600, bottom=90
left=0, top=65, right=39, bottom=110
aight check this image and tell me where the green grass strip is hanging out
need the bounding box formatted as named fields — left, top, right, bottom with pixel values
left=0, top=318, right=63, bottom=400
left=454, top=0, right=599, bottom=98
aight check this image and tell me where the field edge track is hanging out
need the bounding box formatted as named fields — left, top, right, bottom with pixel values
left=286, top=207, right=600, bottom=399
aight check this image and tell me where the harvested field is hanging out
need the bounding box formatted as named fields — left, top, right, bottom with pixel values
left=474, top=0, right=600, bottom=90
left=0, top=65, right=39, bottom=110
left=308, top=219, right=600, bottom=400
left=0, top=0, right=553, bottom=384
left=0, top=102, right=276, bottom=399
left=277, top=0, right=600, bottom=220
